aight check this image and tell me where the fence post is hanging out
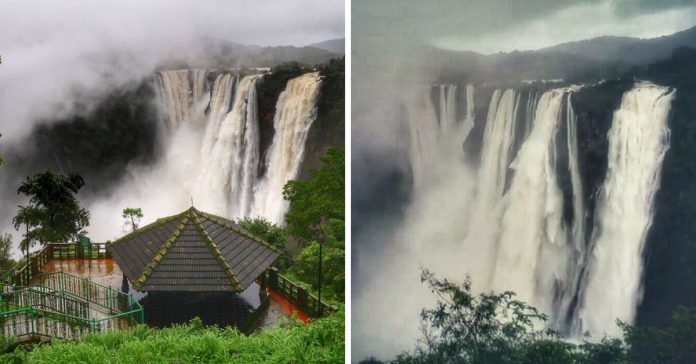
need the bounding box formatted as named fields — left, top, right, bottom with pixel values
left=297, top=287, right=309, bottom=313
left=268, top=268, right=278, bottom=290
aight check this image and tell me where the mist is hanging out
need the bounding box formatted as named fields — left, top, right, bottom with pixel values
left=0, top=0, right=343, bottom=256
left=0, top=0, right=344, bottom=143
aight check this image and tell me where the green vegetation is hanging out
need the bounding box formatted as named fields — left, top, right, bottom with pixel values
left=282, top=148, right=345, bottom=302
left=0, top=233, right=15, bottom=271
left=122, top=207, right=143, bottom=232
left=290, top=219, right=345, bottom=301
left=12, top=171, right=90, bottom=249
left=361, top=271, right=696, bottom=364
left=315, top=58, right=345, bottom=129
left=236, top=147, right=346, bottom=303
left=1, top=308, right=344, bottom=363
left=283, top=148, right=344, bottom=244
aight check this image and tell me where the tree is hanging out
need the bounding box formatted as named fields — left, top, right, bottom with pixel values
left=382, top=270, right=628, bottom=364
left=122, top=207, right=143, bottom=232
left=621, top=306, right=696, bottom=364
left=12, top=171, right=90, bottom=245
left=236, top=216, right=292, bottom=271
left=0, top=233, right=15, bottom=271
left=414, top=269, right=549, bottom=363
left=283, top=148, right=344, bottom=244
left=292, top=220, right=345, bottom=300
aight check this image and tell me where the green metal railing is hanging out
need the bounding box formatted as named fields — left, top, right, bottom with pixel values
left=0, top=243, right=111, bottom=287
left=37, top=271, right=144, bottom=324
left=0, top=272, right=143, bottom=341
left=266, top=268, right=337, bottom=317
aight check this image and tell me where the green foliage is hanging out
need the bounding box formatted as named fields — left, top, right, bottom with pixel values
left=315, top=57, right=345, bottom=128
left=236, top=216, right=292, bottom=271
left=621, top=306, right=696, bottom=364
left=283, top=148, right=344, bottom=244
left=375, top=271, right=629, bottom=364
left=0, top=233, right=15, bottom=271
left=12, top=171, right=90, bottom=247
left=122, top=207, right=144, bottom=232
left=2, top=307, right=345, bottom=363
left=292, top=236, right=345, bottom=301
left=415, top=269, right=548, bottom=363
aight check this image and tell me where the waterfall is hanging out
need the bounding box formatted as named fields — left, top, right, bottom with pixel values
left=464, top=89, right=519, bottom=262
left=200, top=73, right=237, bottom=159
left=579, top=82, right=674, bottom=336
left=154, top=70, right=193, bottom=130
left=400, top=82, right=674, bottom=336
left=406, top=86, right=439, bottom=190
left=461, top=84, right=475, bottom=143
left=366, top=80, right=674, bottom=356
left=142, top=70, right=322, bottom=223
left=199, top=74, right=262, bottom=218
left=251, top=72, right=322, bottom=224
left=438, top=84, right=457, bottom=131
left=491, top=89, right=569, bottom=315
left=153, top=70, right=210, bottom=131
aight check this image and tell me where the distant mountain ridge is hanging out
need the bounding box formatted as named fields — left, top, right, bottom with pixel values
left=423, top=24, right=696, bottom=83
left=540, top=25, right=696, bottom=65
left=307, top=38, right=345, bottom=55
left=173, top=37, right=343, bottom=69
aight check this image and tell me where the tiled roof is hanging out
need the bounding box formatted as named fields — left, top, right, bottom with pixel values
left=107, top=207, right=280, bottom=292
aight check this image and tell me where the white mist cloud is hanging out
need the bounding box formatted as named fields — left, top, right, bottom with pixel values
left=0, top=0, right=344, bottom=143
left=0, top=0, right=343, bottom=257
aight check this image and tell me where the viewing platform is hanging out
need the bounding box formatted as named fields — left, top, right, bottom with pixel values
left=1, top=241, right=333, bottom=342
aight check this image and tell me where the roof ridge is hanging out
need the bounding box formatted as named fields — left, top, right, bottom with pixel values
left=190, top=211, right=243, bottom=291
left=108, top=209, right=190, bottom=248
left=133, top=215, right=189, bottom=290
left=195, top=210, right=281, bottom=254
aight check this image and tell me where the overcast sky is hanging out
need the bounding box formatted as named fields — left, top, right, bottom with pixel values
left=354, top=0, right=696, bottom=53
left=0, top=0, right=344, bottom=143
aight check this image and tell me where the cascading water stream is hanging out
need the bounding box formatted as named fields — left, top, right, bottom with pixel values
left=579, top=82, right=675, bottom=336
left=251, top=72, right=322, bottom=224
left=491, top=89, right=569, bottom=315
left=200, top=73, right=237, bottom=159
left=199, top=74, right=262, bottom=218
left=399, top=81, right=673, bottom=337
left=136, top=69, right=323, bottom=223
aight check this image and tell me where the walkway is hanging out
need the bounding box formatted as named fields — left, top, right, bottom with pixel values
left=36, top=259, right=309, bottom=330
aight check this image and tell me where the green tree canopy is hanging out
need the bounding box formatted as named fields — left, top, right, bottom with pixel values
left=283, top=148, right=344, bottom=244
left=0, top=233, right=14, bottom=271
left=12, top=171, right=90, bottom=246
left=368, top=270, right=629, bottom=364
left=122, top=207, right=143, bottom=232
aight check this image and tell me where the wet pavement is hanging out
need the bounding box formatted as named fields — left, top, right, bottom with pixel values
left=36, top=259, right=309, bottom=330
left=38, top=259, right=123, bottom=289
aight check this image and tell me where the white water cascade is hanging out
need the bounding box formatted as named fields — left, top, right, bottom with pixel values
left=198, top=74, right=261, bottom=218
left=465, top=88, right=520, bottom=283
left=491, top=88, right=580, bottom=323
left=86, top=69, right=322, bottom=242
left=251, top=72, right=322, bottom=224
left=579, top=82, right=675, bottom=336
left=399, top=81, right=673, bottom=337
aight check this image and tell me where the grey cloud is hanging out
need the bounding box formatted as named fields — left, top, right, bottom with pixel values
left=612, top=0, right=696, bottom=17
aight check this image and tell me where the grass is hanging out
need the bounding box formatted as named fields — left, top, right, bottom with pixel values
left=1, top=307, right=345, bottom=364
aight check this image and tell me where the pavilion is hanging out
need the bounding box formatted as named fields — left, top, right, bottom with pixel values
left=107, top=206, right=280, bottom=329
